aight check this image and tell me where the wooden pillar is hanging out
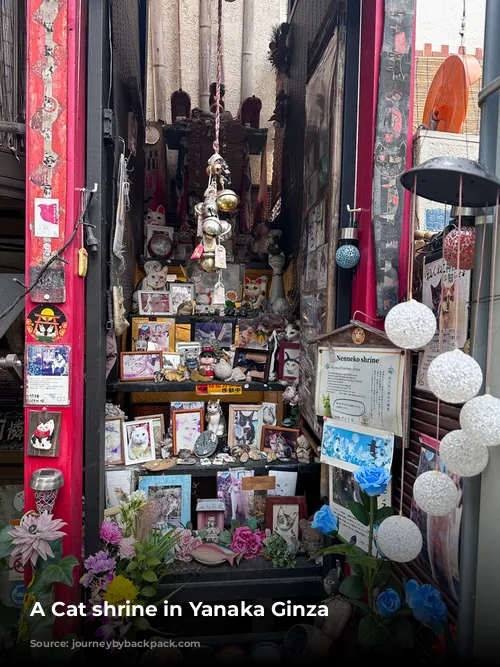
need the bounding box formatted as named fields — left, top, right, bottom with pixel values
left=25, top=0, right=86, bottom=634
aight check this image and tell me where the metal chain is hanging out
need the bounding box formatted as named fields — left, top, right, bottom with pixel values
left=213, top=0, right=223, bottom=153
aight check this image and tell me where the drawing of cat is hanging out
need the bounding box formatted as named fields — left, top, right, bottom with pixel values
left=274, top=505, right=299, bottom=553
left=128, top=426, right=151, bottom=461
left=230, top=478, right=244, bottom=521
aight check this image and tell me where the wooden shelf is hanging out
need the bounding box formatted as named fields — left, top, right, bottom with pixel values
left=107, top=460, right=320, bottom=477
left=107, top=381, right=287, bottom=394
left=157, top=556, right=324, bottom=602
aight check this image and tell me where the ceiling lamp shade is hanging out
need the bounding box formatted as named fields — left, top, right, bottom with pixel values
left=413, top=471, right=459, bottom=516
left=443, top=225, right=476, bottom=270
left=384, top=299, right=436, bottom=349
left=460, top=393, right=500, bottom=447
left=400, top=157, right=500, bottom=207
left=427, top=349, right=483, bottom=404
left=376, top=516, right=423, bottom=563
left=439, top=430, right=489, bottom=477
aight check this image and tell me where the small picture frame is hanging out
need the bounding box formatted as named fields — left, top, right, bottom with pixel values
left=261, top=402, right=278, bottom=427
left=266, top=496, right=308, bottom=540
left=131, top=317, right=175, bottom=352
left=194, top=321, right=234, bottom=349
left=228, top=404, right=263, bottom=450
left=138, top=474, right=192, bottom=529
left=162, top=353, right=182, bottom=371
left=105, top=417, right=125, bottom=465
left=123, top=419, right=156, bottom=465
left=278, top=343, right=300, bottom=382
left=233, top=348, right=270, bottom=383
left=171, top=409, right=204, bottom=454
left=27, top=410, right=62, bottom=457
left=261, top=426, right=300, bottom=455
left=120, top=352, right=162, bottom=381
left=169, top=283, right=195, bottom=315
left=176, top=341, right=201, bottom=357
left=137, top=291, right=171, bottom=316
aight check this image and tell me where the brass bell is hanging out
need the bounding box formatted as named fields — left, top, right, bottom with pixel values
left=200, top=255, right=216, bottom=272
left=216, top=189, right=240, bottom=213
left=202, top=216, right=222, bottom=237
left=203, top=200, right=218, bottom=217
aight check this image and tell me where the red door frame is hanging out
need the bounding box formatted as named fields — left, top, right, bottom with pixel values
left=25, top=0, right=86, bottom=633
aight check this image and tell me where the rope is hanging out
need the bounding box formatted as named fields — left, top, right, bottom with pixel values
left=177, top=0, right=182, bottom=89
left=485, top=192, right=500, bottom=393
left=213, top=0, right=223, bottom=154
left=454, top=175, right=462, bottom=347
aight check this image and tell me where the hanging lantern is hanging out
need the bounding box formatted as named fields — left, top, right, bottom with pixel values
left=460, top=393, right=500, bottom=447
left=336, top=209, right=360, bottom=269
left=427, top=349, right=483, bottom=404
left=439, top=430, right=489, bottom=477
left=336, top=244, right=360, bottom=269
left=216, top=189, right=240, bottom=213
left=443, top=225, right=476, bottom=270
left=376, top=516, right=422, bottom=563
left=29, top=469, right=64, bottom=515
left=413, top=471, right=458, bottom=516
left=384, top=299, right=436, bottom=349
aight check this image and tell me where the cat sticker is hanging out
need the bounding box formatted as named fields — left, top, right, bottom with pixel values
left=27, top=411, right=62, bottom=457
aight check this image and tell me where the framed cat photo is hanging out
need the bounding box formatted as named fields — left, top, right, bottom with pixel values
left=169, top=283, right=195, bottom=315
left=278, top=343, right=300, bottom=382
left=131, top=317, right=175, bottom=352
left=138, top=474, right=191, bottom=529
left=171, top=409, right=204, bottom=454
left=120, top=352, right=162, bottom=381
left=194, top=321, right=234, bottom=349
left=105, top=417, right=125, bottom=465
left=261, top=426, right=300, bottom=457
left=123, top=419, right=156, bottom=465
left=266, top=496, right=308, bottom=541
left=137, top=291, right=171, bottom=316
left=27, top=410, right=62, bottom=457
left=233, top=348, right=270, bottom=383
left=228, top=404, right=263, bottom=450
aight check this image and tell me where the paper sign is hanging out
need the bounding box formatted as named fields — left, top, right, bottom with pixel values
left=242, top=476, right=276, bottom=491
left=320, top=418, right=394, bottom=473
left=25, top=344, right=70, bottom=406
left=214, top=244, right=227, bottom=269
left=196, top=384, right=243, bottom=396
left=34, top=198, right=59, bottom=238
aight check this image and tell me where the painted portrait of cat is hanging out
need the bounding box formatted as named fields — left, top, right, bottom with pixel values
left=274, top=505, right=299, bottom=553
left=430, top=282, right=455, bottom=330
left=128, top=425, right=151, bottom=461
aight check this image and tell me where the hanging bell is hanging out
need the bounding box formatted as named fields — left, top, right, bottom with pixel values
left=199, top=254, right=216, bottom=272
left=203, top=200, right=219, bottom=218
left=202, top=216, right=223, bottom=237
left=219, top=219, right=233, bottom=242
left=216, top=189, right=240, bottom=213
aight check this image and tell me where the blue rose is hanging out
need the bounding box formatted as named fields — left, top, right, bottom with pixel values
left=311, top=505, right=338, bottom=535
left=354, top=466, right=391, bottom=497
left=405, top=579, right=447, bottom=635
left=376, top=588, right=401, bottom=617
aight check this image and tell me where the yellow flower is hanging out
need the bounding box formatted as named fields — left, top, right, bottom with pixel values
left=102, top=575, right=138, bottom=606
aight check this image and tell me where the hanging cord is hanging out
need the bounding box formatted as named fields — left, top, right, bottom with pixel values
left=485, top=192, right=500, bottom=393
left=472, top=202, right=488, bottom=352
left=435, top=241, right=446, bottom=469
left=213, top=0, right=223, bottom=154
left=177, top=0, right=183, bottom=89
left=408, top=176, right=417, bottom=300
left=399, top=353, right=407, bottom=516
left=454, top=175, right=463, bottom=347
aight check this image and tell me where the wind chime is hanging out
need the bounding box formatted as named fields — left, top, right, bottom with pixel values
left=191, top=0, right=240, bottom=312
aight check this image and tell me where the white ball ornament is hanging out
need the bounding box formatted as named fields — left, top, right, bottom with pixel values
left=427, top=349, right=483, bottom=404
left=384, top=299, right=436, bottom=349
left=439, top=430, right=489, bottom=477
left=376, top=516, right=423, bottom=563
left=413, top=471, right=458, bottom=516
left=460, top=394, right=500, bottom=447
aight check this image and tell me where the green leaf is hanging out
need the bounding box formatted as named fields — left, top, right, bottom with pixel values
left=186, top=521, right=193, bottom=531
left=375, top=506, right=395, bottom=523
left=45, top=556, right=79, bottom=587
left=142, top=569, right=158, bottom=583
left=339, top=574, right=366, bottom=599
left=37, top=539, right=63, bottom=570
left=140, top=586, right=157, bottom=598
left=391, top=615, right=415, bottom=649
left=348, top=555, right=380, bottom=570
left=126, top=561, right=139, bottom=572
left=231, top=521, right=240, bottom=531
left=373, top=560, right=392, bottom=589
left=219, top=530, right=232, bottom=545
left=347, top=501, right=370, bottom=526
left=314, top=543, right=355, bottom=557
left=25, top=605, right=55, bottom=636
left=146, top=557, right=161, bottom=567
left=360, top=491, right=371, bottom=511
left=244, top=517, right=258, bottom=532
left=0, top=601, right=21, bottom=629
left=133, top=616, right=151, bottom=631
left=137, top=553, right=146, bottom=562
left=358, top=614, right=388, bottom=646
left=349, top=599, right=371, bottom=614
left=0, top=526, right=13, bottom=559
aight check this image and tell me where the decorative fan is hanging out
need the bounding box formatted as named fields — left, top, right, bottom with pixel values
left=422, top=54, right=481, bottom=133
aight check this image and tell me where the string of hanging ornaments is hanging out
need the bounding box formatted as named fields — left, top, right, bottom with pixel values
left=192, top=0, right=240, bottom=286
left=381, top=155, right=500, bottom=530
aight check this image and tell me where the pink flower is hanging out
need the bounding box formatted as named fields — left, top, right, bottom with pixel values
left=118, top=537, right=136, bottom=560
left=175, top=531, right=202, bottom=562
left=8, top=512, right=66, bottom=567
left=230, top=526, right=264, bottom=560
left=100, top=521, right=123, bottom=545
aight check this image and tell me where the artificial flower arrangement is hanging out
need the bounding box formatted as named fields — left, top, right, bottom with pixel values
left=0, top=511, right=79, bottom=644
left=81, top=490, right=179, bottom=640
left=313, top=466, right=455, bottom=654
left=219, top=518, right=265, bottom=560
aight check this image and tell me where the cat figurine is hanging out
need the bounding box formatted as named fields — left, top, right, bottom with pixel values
left=241, top=276, right=268, bottom=310
left=128, top=426, right=151, bottom=461
left=145, top=205, right=166, bottom=226
left=274, top=505, right=300, bottom=555
left=31, top=419, right=55, bottom=451
left=206, top=400, right=227, bottom=437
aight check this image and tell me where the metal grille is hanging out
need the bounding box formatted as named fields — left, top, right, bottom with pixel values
left=0, top=0, right=26, bottom=152
left=109, top=0, right=146, bottom=311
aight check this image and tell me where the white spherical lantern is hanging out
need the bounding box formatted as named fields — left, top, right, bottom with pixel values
left=439, top=430, right=489, bottom=477
left=413, top=471, right=458, bottom=516
left=460, top=394, right=500, bottom=447
left=427, top=349, right=483, bottom=404
left=376, top=516, right=423, bottom=563
left=384, top=299, right=436, bottom=349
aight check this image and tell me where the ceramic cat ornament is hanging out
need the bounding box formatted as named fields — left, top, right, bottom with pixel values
left=241, top=276, right=268, bottom=310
